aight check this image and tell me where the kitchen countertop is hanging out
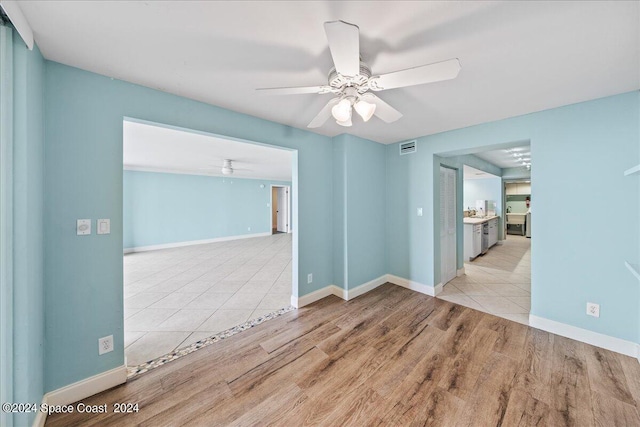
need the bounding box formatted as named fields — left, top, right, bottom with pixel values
left=463, top=215, right=499, bottom=225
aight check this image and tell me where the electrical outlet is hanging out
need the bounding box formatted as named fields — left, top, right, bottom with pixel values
left=417, top=207, right=423, bottom=217
left=307, top=273, right=313, bottom=284
left=586, top=302, right=600, bottom=318
left=247, top=226, right=251, bottom=231
left=98, top=335, right=114, bottom=355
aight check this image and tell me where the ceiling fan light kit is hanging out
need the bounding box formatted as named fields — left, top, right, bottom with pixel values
left=331, top=98, right=352, bottom=122
left=336, top=117, right=353, bottom=127
left=354, top=99, right=376, bottom=122
left=257, top=20, right=461, bottom=129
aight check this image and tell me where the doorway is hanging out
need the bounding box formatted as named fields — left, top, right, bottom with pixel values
left=271, top=185, right=290, bottom=234
left=122, top=118, right=297, bottom=370
left=440, top=166, right=457, bottom=286
left=437, top=144, right=532, bottom=326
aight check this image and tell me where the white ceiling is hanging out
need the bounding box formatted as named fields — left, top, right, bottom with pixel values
left=18, top=1, right=640, bottom=144
left=463, top=165, right=499, bottom=180
left=123, top=121, right=293, bottom=181
left=474, top=145, right=531, bottom=169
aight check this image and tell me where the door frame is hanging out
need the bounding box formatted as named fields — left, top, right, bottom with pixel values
left=270, top=184, right=290, bottom=234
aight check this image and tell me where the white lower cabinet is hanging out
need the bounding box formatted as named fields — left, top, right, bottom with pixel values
left=488, top=218, right=498, bottom=248
left=464, top=223, right=482, bottom=261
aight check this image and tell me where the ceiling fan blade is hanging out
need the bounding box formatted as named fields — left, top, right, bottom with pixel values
left=369, top=58, right=461, bottom=91
left=361, top=93, right=403, bottom=123
left=256, top=85, right=331, bottom=95
left=308, top=98, right=340, bottom=128
left=324, top=20, right=360, bottom=77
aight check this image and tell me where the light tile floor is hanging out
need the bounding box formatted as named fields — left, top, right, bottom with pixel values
left=123, top=233, right=292, bottom=366
left=438, top=235, right=531, bottom=325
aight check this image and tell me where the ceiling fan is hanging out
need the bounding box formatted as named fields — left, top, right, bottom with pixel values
left=257, top=20, right=461, bottom=128
left=199, top=159, right=249, bottom=176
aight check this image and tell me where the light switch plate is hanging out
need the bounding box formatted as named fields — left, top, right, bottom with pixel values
left=417, top=207, right=423, bottom=217
left=97, top=219, right=110, bottom=235
left=77, top=219, right=91, bottom=235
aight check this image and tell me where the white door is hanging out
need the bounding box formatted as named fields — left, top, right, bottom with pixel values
left=440, top=167, right=457, bottom=285
left=276, top=187, right=289, bottom=233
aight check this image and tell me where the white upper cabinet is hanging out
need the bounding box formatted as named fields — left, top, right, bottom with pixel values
left=506, top=182, right=530, bottom=195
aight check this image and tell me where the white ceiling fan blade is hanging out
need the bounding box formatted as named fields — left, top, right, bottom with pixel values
left=256, top=85, right=332, bottom=95
left=324, top=20, right=360, bottom=77
left=361, top=93, right=402, bottom=123
left=369, top=58, right=461, bottom=91
left=307, top=98, right=340, bottom=128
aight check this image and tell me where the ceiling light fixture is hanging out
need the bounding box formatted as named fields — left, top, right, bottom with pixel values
left=331, top=99, right=352, bottom=122
left=222, top=159, right=234, bottom=175
left=354, top=99, right=376, bottom=122
left=336, top=117, right=353, bottom=127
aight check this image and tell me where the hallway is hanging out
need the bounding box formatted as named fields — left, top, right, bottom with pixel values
left=438, top=235, right=531, bottom=325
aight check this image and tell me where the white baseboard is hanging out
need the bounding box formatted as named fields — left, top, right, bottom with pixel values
left=291, top=285, right=341, bottom=308
left=32, top=409, right=46, bottom=427
left=124, top=232, right=271, bottom=253
left=33, top=365, right=127, bottom=427
left=457, top=268, right=466, bottom=277
left=293, top=275, right=389, bottom=308
left=344, top=275, right=388, bottom=300
left=386, top=274, right=438, bottom=296
left=529, top=314, right=639, bottom=359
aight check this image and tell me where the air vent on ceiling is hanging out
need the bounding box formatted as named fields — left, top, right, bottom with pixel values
left=399, top=140, right=417, bottom=155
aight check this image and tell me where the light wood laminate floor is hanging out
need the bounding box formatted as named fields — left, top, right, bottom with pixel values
left=47, top=284, right=640, bottom=426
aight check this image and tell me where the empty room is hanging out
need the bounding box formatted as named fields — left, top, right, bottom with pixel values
left=1, top=1, right=639, bottom=426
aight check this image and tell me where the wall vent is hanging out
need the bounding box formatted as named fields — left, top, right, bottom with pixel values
left=399, top=140, right=417, bottom=155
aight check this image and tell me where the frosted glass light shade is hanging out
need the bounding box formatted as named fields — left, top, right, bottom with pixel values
left=331, top=99, right=352, bottom=122
left=354, top=99, right=376, bottom=122
left=336, top=117, right=352, bottom=127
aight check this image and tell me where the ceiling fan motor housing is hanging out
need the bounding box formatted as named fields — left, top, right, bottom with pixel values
left=328, top=61, right=372, bottom=94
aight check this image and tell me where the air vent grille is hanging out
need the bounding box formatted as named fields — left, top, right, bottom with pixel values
left=399, top=140, right=417, bottom=155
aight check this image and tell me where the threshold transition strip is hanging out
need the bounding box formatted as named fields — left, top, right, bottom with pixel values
left=127, top=306, right=296, bottom=378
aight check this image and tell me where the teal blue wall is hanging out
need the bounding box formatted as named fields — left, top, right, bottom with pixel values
left=463, top=177, right=501, bottom=213
left=344, top=135, right=386, bottom=288
left=123, top=170, right=290, bottom=248
left=332, top=136, right=347, bottom=288
left=332, top=134, right=386, bottom=289
left=11, top=32, right=45, bottom=426
left=44, top=62, right=333, bottom=392
left=387, top=91, right=640, bottom=342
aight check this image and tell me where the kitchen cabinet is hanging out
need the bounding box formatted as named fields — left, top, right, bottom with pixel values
left=464, top=223, right=482, bottom=261
left=488, top=218, right=498, bottom=247
left=505, top=182, right=531, bottom=195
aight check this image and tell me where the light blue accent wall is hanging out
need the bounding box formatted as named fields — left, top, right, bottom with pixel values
left=387, top=91, right=640, bottom=342
left=463, top=178, right=501, bottom=212
left=11, top=32, right=45, bottom=426
left=123, top=170, right=290, bottom=248
left=344, top=135, right=386, bottom=288
left=44, top=62, right=333, bottom=392
left=332, top=134, right=386, bottom=289
left=332, top=135, right=347, bottom=289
